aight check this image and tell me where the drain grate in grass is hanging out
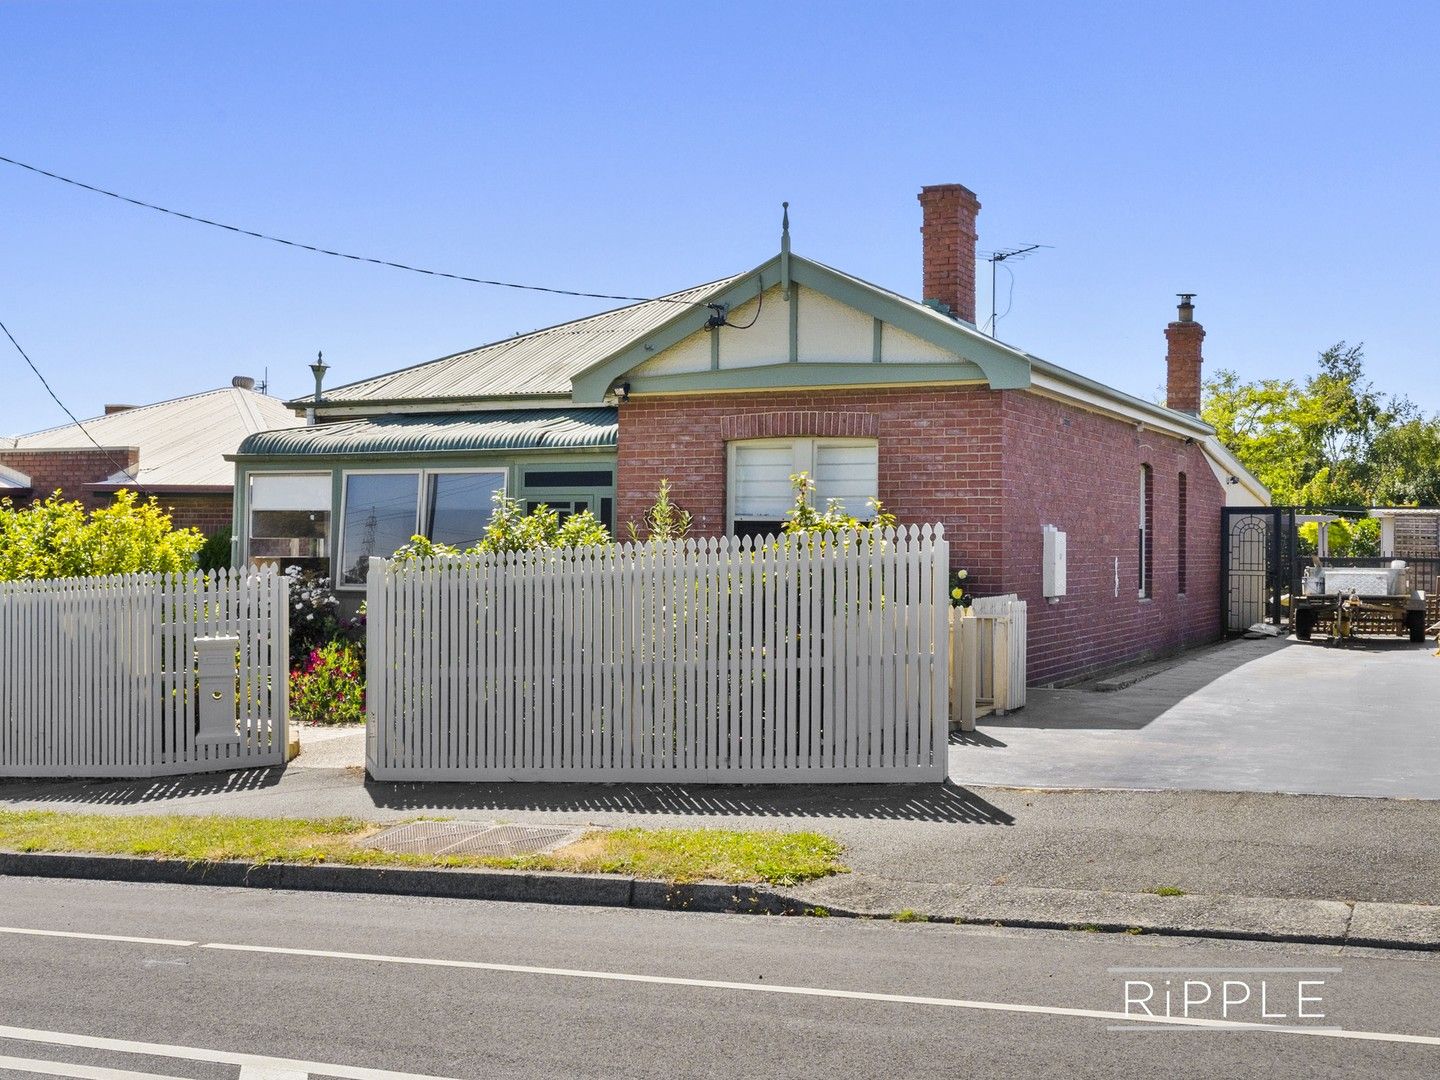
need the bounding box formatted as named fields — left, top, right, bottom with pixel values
left=361, top=821, right=583, bottom=858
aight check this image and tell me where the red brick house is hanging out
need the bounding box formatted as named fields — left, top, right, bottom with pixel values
left=2, top=381, right=296, bottom=535
left=232, top=183, right=1267, bottom=683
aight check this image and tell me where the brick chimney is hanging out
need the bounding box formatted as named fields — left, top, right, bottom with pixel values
left=917, top=183, right=981, bottom=323
left=1164, top=294, right=1205, bottom=415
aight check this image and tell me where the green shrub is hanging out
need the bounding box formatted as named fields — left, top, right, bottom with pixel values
left=195, top=528, right=233, bottom=573
left=289, top=640, right=365, bottom=725
left=392, top=490, right=611, bottom=561
left=284, top=566, right=364, bottom=669
left=0, top=490, right=204, bottom=580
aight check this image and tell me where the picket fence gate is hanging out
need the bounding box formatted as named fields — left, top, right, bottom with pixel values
left=0, top=568, right=290, bottom=778
left=365, top=526, right=951, bottom=782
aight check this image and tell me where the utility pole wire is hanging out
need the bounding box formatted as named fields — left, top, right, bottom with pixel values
left=0, top=317, right=143, bottom=489
left=0, top=154, right=701, bottom=307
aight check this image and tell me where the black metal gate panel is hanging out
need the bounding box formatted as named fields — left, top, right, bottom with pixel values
left=1221, top=507, right=1297, bottom=633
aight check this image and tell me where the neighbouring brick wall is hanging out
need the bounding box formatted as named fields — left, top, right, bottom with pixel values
left=617, top=387, right=1007, bottom=588
left=0, top=447, right=140, bottom=509
left=997, top=390, right=1224, bottom=683
left=148, top=492, right=236, bottom=536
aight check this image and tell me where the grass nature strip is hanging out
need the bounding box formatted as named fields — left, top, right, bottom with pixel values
left=0, top=811, right=847, bottom=886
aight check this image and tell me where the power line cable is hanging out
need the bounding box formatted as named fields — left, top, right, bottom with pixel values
left=0, top=317, right=144, bottom=490
left=0, top=154, right=702, bottom=308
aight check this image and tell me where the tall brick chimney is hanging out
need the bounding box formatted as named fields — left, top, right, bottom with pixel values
left=917, top=183, right=981, bottom=323
left=1164, top=294, right=1205, bottom=415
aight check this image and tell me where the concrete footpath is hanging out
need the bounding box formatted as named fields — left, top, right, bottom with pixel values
left=3, top=763, right=1439, bottom=949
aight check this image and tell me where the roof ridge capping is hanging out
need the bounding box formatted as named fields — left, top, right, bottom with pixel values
left=7, top=385, right=284, bottom=442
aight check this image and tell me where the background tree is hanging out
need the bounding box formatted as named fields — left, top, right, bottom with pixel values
left=1203, top=342, right=1440, bottom=508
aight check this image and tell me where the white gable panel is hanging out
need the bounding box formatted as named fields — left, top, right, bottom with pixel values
left=880, top=322, right=962, bottom=364
left=716, top=285, right=791, bottom=368
left=815, top=442, right=879, bottom=511
left=797, top=286, right=874, bottom=363
left=636, top=326, right=712, bottom=375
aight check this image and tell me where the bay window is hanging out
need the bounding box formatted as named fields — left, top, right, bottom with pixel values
left=338, top=468, right=505, bottom=586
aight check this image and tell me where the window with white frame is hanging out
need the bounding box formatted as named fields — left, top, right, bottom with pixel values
left=247, top=472, right=331, bottom=575
left=338, top=468, right=505, bottom=586
left=727, top=438, right=879, bottom=537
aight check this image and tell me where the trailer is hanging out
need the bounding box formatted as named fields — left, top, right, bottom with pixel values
left=1293, top=562, right=1429, bottom=643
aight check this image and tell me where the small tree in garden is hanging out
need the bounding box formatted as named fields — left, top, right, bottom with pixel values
left=0, top=490, right=204, bottom=581
left=475, top=492, right=610, bottom=552
left=627, top=479, right=692, bottom=543
left=391, top=490, right=611, bottom=562
left=781, top=472, right=896, bottom=540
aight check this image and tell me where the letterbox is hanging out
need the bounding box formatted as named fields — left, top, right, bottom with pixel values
left=195, top=636, right=241, bottom=744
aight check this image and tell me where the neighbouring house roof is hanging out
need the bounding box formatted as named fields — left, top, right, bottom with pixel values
left=233, top=408, right=618, bottom=459
left=0, top=464, right=31, bottom=491
left=2, top=387, right=298, bottom=490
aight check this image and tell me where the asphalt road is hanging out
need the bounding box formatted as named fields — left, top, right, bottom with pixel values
left=1, top=878, right=1438, bottom=1079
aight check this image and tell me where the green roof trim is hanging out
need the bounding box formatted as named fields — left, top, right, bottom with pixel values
left=232, top=408, right=618, bottom=459
left=627, top=361, right=988, bottom=395
left=568, top=253, right=1032, bottom=400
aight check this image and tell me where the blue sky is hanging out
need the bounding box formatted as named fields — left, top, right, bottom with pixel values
left=2, top=1, right=1436, bottom=435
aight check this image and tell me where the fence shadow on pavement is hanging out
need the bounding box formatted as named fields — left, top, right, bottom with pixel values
left=0, top=765, right=286, bottom=807
left=362, top=777, right=1015, bottom=826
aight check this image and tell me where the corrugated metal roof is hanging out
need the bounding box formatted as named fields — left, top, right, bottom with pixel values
left=0, top=464, right=31, bottom=490
left=5, top=388, right=299, bottom=488
left=311, top=276, right=740, bottom=405
left=235, top=408, right=618, bottom=458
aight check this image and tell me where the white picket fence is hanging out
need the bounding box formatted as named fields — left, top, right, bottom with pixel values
left=0, top=569, right=290, bottom=778
left=950, top=595, right=1028, bottom=730
left=365, top=527, right=951, bottom=782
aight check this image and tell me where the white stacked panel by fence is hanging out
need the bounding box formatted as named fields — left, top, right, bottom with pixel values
left=366, top=526, right=950, bottom=783
left=0, top=569, right=289, bottom=778
left=951, top=595, right=1027, bottom=729
left=970, top=594, right=1027, bottom=712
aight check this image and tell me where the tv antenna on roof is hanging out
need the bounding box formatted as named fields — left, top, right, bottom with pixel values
left=983, top=243, right=1051, bottom=338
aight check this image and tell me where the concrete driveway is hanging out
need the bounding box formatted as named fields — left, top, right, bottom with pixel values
left=952, top=635, right=1440, bottom=798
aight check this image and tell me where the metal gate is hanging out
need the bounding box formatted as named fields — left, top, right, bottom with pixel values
left=1220, top=507, right=1297, bottom=633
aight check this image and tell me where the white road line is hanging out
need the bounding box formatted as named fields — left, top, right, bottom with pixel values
left=0, top=1053, right=190, bottom=1080
left=0, top=926, right=196, bottom=947
left=199, top=942, right=1440, bottom=1048
left=0, top=1025, right=461, bottom=1080
left=7, top=923, right=1439, bottom=1050
left=238, top=1067, right=308, bottom=1080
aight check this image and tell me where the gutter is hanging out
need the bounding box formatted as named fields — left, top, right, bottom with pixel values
left=1027, top=357, right=1213, bottom=438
